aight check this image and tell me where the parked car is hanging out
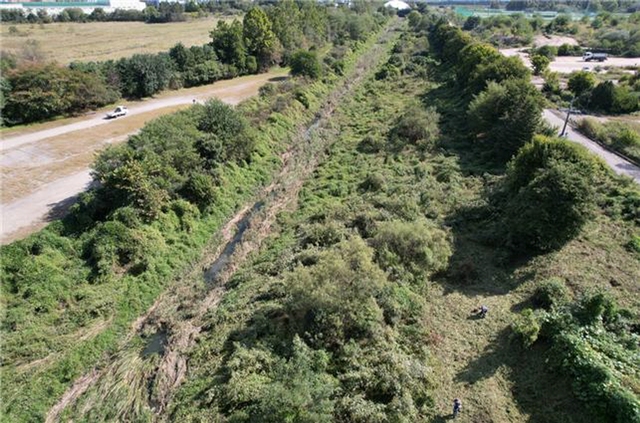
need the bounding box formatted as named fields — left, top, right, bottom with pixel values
left=106, top=106, right=128, bottom=119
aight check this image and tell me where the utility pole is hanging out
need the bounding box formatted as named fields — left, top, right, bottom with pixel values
left=560, top=97, right=574, bottom=137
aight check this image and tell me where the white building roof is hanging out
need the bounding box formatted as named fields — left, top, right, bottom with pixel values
left=384, top=0, right=411, bottom=10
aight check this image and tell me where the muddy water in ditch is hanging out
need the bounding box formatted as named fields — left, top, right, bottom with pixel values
left=141, top=201, right=265, bottom=357
left=204, top=200, right=264, bottom=283
left=142, top=330, right=168, bottom=357
left=200, top=114, right=321, bottom=285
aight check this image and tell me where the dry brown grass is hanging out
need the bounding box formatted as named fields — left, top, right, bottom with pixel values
left=1, top=16, right=236, bottom=64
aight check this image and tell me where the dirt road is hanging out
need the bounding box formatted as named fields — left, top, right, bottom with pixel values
left=543, top=109, right=640, bottom=183
left=501, top=48, right=639, bottom=73
left=0, top=70, right=286, bottom=245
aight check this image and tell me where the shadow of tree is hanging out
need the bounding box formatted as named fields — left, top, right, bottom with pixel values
left=421, top=66, right=594, bottom=423
left=45, top=179, right=99, bottom=224
left=268, top=76, right=289, bottom=82
left=457, top=328, right=594, bottom=423
left=419, top=83, right=507, bottom=177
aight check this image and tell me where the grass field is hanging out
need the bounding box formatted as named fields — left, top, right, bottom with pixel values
left=1, top=16, right=236, bottom=64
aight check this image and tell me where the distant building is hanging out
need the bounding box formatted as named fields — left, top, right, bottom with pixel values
left=384, top=0, right=411, bottom=10
left=0, top=0, right=146, bottom=15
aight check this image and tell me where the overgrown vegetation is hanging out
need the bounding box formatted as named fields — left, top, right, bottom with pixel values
left=2, top=7, right=639, bottom=423
left=425, top=13, right=640, bottom=421
left=576, top=117, right=640, bottom=164
left=513, top=284, right=640, bottom=423
left=0, top=14, right=391, bottom=421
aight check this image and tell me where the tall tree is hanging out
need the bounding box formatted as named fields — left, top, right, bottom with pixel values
left=243, top=7, right=278, bottom=70
left=267, top=0, right=303, bottom=51
left=210, top=20, right=247, bottom=70
left=468, top=79, right=543, bottom=162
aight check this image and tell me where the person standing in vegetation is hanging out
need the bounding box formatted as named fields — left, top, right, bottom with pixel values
left=453, top=398, right=462, bottom=418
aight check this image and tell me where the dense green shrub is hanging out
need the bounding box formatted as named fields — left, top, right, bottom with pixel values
left=557, top=43, right=583, bottom=56
left=587, top=81, right=639, bottom=114
left=375, top=63, right=401, bottom=80
left=220, top=337, right=338, bottom=423
left=3, top=64, right=119, bottom=125
left=360, top=172, right=385, bottom=192
left=358, top=135, right=385, bottom=153
left=197, top=99, right=256, bottom=163
left=505, top=135, right=605, bottom=192
left=511, top=308, right=541, bottom=347
left=628, top=234, right=640, bottom=253
left=117, top=53, right=175, bottom=98
left=289, top=50, right=322, bottom=79
left=299, top=221, right=348, bottom=248
left=533, top=45, right=557, bottom=59
left=286, top=238, right=387, bottom=346
left=530, top=53, right=550, bottom=75
left=532, top=278, right=570, bottom=310
left=182, top=173, right=217, bottom=209
left=390, top=107, right=440, bottom=151
left=504, top=136, right=602, bottom=252
left=372, top=219, right=451, bottom=276
left=568, top=70, right=596, bottom=96
left=468, top=79, right=543, bottom=162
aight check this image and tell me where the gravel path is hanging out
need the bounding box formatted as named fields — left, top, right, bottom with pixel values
left=543, top=109, right=640, bottom=183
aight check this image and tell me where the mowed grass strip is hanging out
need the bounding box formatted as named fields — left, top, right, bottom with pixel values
left=1, top=16, right=235, bottom=64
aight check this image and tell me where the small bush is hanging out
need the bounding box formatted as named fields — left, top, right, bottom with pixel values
left=289, top=50, right=322, bottom=79
left=357, top=135, right=385, bottom=154
left=627, top=234, right=640, bottom=253
left=375, top=63, right=400, bottom=80
left=575, top=292, right=618, bottom=326
left=372, top=219, right=451, bottom=276
left=532, top=278, right=569, bottom=310
left=530, top=54, right=550, bottom=75
left=299, top=221, right=348, bottom=248
left=390, top=107, right=440, bottom=151
left=183, top=173, right=217, bottom=209
left=359, top=173, right=385, bottom=192
left=511, top=308, right=541, bottom=348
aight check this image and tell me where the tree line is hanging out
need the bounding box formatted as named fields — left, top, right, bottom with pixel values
left=1, top=1, right=391, bottom=126
left=0, top=1, right=245, bottom=25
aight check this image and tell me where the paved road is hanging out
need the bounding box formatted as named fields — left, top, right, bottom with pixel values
left=501, top=48, right=639, bottom=74
left=543, top=109, right=640, bottom=184
left=0, top=71, right=282, bottom=244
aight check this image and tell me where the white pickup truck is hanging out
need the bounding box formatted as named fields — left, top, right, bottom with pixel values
left=106, top=106, right=128, bottom=119
left=583, top=52, right=607, bottom=62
